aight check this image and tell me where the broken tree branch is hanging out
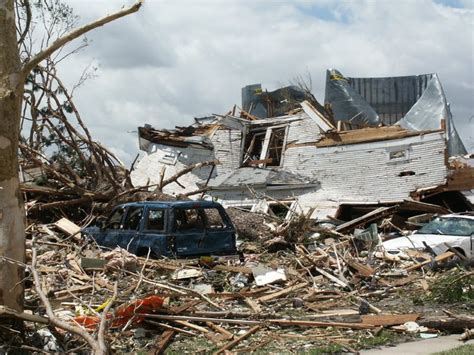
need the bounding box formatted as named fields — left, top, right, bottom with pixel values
left=22, top=1, right=143, bottom=76
left=31, top=244, right=101, bottom=353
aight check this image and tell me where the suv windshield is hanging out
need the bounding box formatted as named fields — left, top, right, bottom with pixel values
left=416, top=217, right=474, bottom=236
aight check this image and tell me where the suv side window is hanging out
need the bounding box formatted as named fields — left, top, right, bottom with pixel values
left=145, top=209, right=165, bottom=231
left=202, top=208, right=227, bottom=229
left=105, top=207, right=125, bottom=230
left=123, top=207, right=144, bottom=231
left=174, top=208, right=204, bottom=231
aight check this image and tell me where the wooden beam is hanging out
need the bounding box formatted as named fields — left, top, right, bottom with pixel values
left=301, top=100, right=335, bottom=132
left=214, top=326, right=261, bottom=354
left=361, top=313, right=420, bottom=326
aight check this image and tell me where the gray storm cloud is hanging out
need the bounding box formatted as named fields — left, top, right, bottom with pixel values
left=53, top=0, right=473, bottom=163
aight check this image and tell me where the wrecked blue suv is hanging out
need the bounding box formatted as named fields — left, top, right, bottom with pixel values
left=83, top=201, right=237, bottom=258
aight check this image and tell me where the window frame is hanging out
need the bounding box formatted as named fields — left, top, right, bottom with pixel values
left=122, top=206, right=145, bottom=231
left=104, top=206, right=126, bottom=230
left=144, top=208, right=167, bottom=232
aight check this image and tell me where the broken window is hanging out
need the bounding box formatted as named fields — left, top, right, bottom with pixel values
left=242, top=126, right=287, bottom=167
left=145, top=209, right=165, bottom=231
left=174, top=208, right=204, bottom=231
left=105, top=207, right=125, bottom=230
left=202, top=208, right=227, bottom=229
left=387, top=148, right=409, bottom=162
left=123, top=207, right=143, bottom=230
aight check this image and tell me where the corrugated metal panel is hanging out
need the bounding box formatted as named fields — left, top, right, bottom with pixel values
left=211, top=128, right=242, bottom=174
left=349, top=74, right=434, bottom=125
left=283, top=132, right=447, bottom=202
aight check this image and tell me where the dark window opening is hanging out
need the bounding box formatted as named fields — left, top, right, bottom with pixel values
left=266, top=128, right=286, bottom=166
left=269, top=203, right=291, bottom=219
left=123, top=207, right=143, bottom=230
left=202, top=208, right=227, bottom=229
left=105, top=207, right=125, bottom=230
left=398, top=170, right=415, bottom=177
left=175, top=208, right=204, bottom=231
left=242, top=127, right=286, bottom=167
left=242, top=131, right=266, bottom=166
left=146, top=209, right=165, bottom=231
left=389, top=150, right=407, bottom=160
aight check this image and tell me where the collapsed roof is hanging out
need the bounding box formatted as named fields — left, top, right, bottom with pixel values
left=325, top=69, right=467, bottom=156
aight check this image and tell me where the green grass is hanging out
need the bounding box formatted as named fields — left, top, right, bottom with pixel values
left=356, top=329, right=399, bottom=349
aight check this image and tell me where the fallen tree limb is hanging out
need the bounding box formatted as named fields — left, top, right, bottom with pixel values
left=418, top=315, right=474, bottom=333
left=31, top=245, right=100, bottom=352
left=159, top=159, right=219, bottom=189
left=22, top=1, right=143, bottom=75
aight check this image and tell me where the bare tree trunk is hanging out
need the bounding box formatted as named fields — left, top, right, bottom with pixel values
left=0, top=0, right=26, bottom=311
left=0, top=0, right=143, bottom=312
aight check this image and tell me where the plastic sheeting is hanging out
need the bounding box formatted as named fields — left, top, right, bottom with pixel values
left=324, top=69, right=380, bottom=126
left=324, top=69, right=467, bottom=156
left=397, top=74, right=467, bottom=156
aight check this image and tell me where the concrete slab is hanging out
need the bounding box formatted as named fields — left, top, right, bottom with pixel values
left=360, top=334, right=473, bottom=354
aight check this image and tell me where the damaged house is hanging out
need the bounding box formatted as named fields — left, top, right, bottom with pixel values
left=131, top=69, right=473, bottom=219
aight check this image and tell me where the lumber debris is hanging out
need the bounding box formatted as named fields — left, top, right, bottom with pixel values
left=361, top=313, right=420, bottom=326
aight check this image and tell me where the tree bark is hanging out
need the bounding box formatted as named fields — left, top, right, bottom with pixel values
left=0, top=0, right=143, bottom=312
left=0, top=0, right=26, bottom=311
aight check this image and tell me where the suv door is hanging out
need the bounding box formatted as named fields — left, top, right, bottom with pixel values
left=130, top=207, right=168, bottom=257
left=118, top=206, right=145, bottom=251
left=98, top=206, right=126, bottom=248
left=201, top=207, right=236, bottom=255
left=171, top=207, right=207, bottom=256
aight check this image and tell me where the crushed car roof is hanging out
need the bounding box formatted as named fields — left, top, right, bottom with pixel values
left=116, top=200, right=223, bottom=209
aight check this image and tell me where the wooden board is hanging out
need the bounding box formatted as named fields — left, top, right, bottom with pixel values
left=361, top=313, right=420, bottom=326
left=54, top=218, right=81, bottom=240
left=405, top=251, right=454, bottom=271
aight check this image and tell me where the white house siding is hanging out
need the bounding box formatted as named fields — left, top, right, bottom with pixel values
left=283, top=131, right=447, bottom=204
left=131, top=127, right=242, bottom=196
left=130, top=143, right=214, bottom=196
left=210, top=128, right=242, bottom=174
left=208, top=186, right=318, bottom=208
left=285, top=115, right=322, bottom=145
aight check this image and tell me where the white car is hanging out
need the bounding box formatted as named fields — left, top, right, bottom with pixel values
left=383, top=214, right=474, bottom=258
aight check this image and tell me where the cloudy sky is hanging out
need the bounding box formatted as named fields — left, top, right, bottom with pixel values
left=51, top=0, right=473, bottom=164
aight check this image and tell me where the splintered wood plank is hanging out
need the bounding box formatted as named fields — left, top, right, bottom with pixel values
left=301, top=100, right=335, bottom=132
left=269, top=319, right=373, bottom=330
left=153, top=330, right=176, bottom=355
left=346, top=258, right=375, bottom=277
left=257, top=282, right=308, bottom=302
left=214, top=325, right=261, bottom=354
left=205, top=321, right=234, bottom=340
left=54, top=218, right=81, bottom=240
left=335, top=206, right=396, bottom=233
left=361, top=313, right=420, bottom=326
left=173, top=320, right=209, bottom=333
left=405, top=251, right=454, bottom=271
left=244, top=297, right=262, bottom=313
